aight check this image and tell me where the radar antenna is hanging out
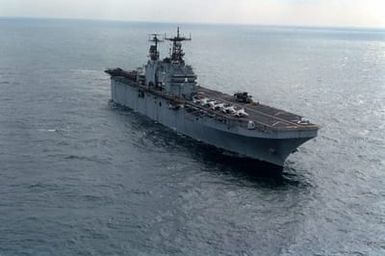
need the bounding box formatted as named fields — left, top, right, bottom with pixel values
left=148, top=33, right=164, bottom=61
left=165, top=27, right=191, bottom=63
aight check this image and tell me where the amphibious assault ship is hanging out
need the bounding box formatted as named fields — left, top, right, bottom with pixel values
left=105, top=28, right=319, bottom=167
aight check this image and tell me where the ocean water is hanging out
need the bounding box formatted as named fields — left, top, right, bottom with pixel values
left=0, top=18, right=384, bottom=255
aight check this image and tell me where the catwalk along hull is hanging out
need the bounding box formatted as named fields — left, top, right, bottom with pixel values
left=110, top=78, right=317, bottom=166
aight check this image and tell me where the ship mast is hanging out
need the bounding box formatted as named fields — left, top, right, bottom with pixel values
left=148, top=33, right=163, bottom=61
left=165, top=27, right=191, bottom=64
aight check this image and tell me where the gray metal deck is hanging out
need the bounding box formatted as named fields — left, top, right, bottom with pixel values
left=196, top=86, right=319, bottom=131
left=106, top=71, right=318, bottom=132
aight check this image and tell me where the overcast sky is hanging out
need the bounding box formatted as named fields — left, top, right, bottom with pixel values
left=0, top=0, right=384, bottom=28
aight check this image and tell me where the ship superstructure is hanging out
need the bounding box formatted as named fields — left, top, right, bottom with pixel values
left=105, top=28, right=319, bottom=167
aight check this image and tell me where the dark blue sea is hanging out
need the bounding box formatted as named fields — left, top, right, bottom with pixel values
left=0, top=18, right=384, bottom=255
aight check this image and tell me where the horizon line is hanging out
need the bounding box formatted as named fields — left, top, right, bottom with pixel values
left=1, top=16, right=385, bottom=31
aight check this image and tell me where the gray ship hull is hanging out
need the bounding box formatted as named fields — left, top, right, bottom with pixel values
left=110, top=78, right=316, bottom=166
